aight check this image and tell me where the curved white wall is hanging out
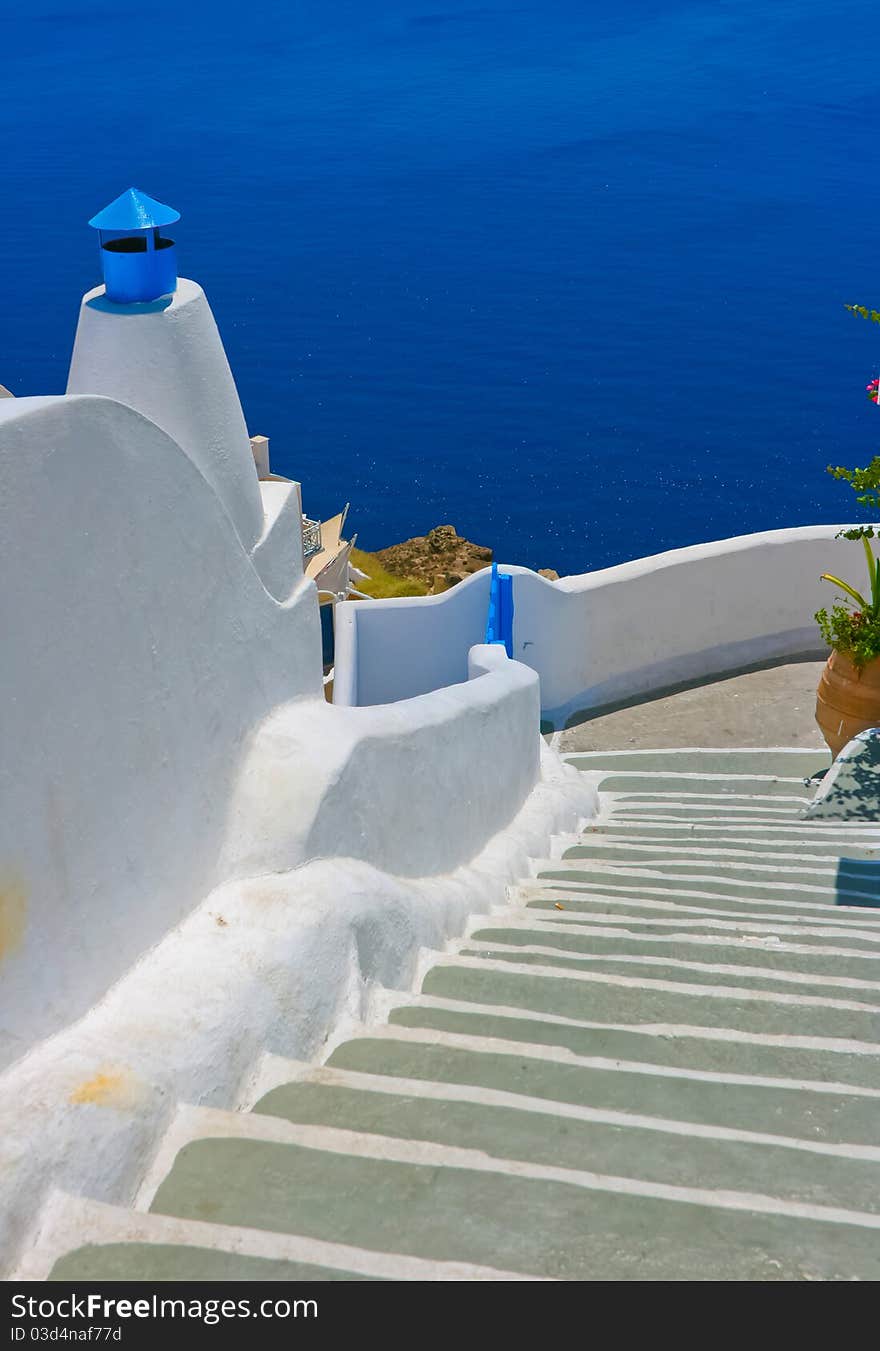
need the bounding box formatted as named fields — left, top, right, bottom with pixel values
left=224, top=643, right=543, bottom=882
left=334, top=525, right=855, bottom=723
left=0, top=394, right=321, bottom=1069
left=67, top=279, right=265, bottom=551
left=333, top=575, right=490, bottom=705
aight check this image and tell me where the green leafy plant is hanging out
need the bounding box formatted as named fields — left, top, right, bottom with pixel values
left=816, top=458, right=880, bottom=667
left=815, top=602, right=880, bottom=668
left=812, top=304, right=880, bottom=666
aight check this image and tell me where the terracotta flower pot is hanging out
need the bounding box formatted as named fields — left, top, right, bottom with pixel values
left=816, top=649, right=880, bottom=758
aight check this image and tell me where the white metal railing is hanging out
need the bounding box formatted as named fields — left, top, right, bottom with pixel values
left=302, top=515, right=322, bottom=559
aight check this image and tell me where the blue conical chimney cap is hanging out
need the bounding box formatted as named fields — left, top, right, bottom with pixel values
left=88, top=187, right=180, bottom=232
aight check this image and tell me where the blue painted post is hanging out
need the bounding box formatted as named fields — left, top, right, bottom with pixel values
left=484, top=563, right=514, bottom=658
left=498, top=572, right=514, bottom=658
left=485, top=563, right=500, bottom=645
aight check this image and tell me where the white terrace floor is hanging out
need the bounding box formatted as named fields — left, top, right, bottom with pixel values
left=23, top=661, right=880, bottom=1283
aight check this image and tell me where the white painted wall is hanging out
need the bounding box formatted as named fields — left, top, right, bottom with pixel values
left=251, top=478, right=305, bottom=601
left=0, top=394, right=322, bottom=1069
left=335, top=525, right=854, bottom=723
left=67, top=279, right=265, bottom=552
left=224, top=643, right=544, bottom=882
left=333, top=577, right=489, bottom=705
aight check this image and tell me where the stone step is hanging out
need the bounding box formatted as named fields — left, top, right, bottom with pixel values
left=579, top=835, right=880, bottom=861
left=535, top=868, right=880, bottom=911
left=521, top=900, right=880, bottom=945
left=564, top=840, right=855, bottom=868
left=563, top=857, right=880, bottom=906
left=523, top=901, right=880, bottom=947
left=594, top=774, right=815, bottom=798
left=606, top=807, right=811, bottom=824
left=250, top=1061, right=880, bottom=1218
left=524, top=884, right=880, bottom=926
left=565, top=749, right=831, bottom=777
left=28, top=1195, right=532, bottom=1283
left=143, top=1105, right=880, bottom=1282
left=326, top=1032, right=880, bottom=1145
left=607, top=790, right=810, bottom=808
left=593, top=822, right=880, bottom=848
left=564, top=849, right=841, bottom=887
left=540, top=862, right=844, bottom=897
left=457, top=941, right=880, bottom=1004
left=467, top=924, right=880, bottom=981
left=605, top=817, right=817, bottom=833
left=421, top=958, right=880, bottom=1041
left=389, top=999, right=880, bottom=1089
left=544, top=873, right=880, bottom=913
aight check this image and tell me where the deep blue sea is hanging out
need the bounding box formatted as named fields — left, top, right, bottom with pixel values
left=3, top=1, right=880, bottom=574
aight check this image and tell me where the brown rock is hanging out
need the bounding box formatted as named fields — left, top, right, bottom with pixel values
left=538, top=568, right=560, bottom=581
left=427, top=525, right=458, bottom=551
left=375, top=525, right=494, bottom=594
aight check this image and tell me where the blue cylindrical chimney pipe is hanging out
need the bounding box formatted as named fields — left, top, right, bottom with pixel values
left=88, top=188, right=180, bottom=304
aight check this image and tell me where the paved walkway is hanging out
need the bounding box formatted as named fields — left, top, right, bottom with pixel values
left=560, top=660, right=827, bottom=753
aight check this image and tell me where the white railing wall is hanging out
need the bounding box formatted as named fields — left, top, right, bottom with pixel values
left=334, top=525, right=857, bottom=724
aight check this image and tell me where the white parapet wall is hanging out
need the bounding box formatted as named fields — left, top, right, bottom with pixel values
left=334, top=525, right=856, bottom=723
left=223, top=642, right=545, bottom=881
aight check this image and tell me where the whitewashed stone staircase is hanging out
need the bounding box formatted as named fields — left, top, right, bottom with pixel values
left=20, top=748, right=880, bottom=1282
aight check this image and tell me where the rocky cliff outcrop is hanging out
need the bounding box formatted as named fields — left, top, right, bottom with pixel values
left=374, top=524, right=494, bottom=594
